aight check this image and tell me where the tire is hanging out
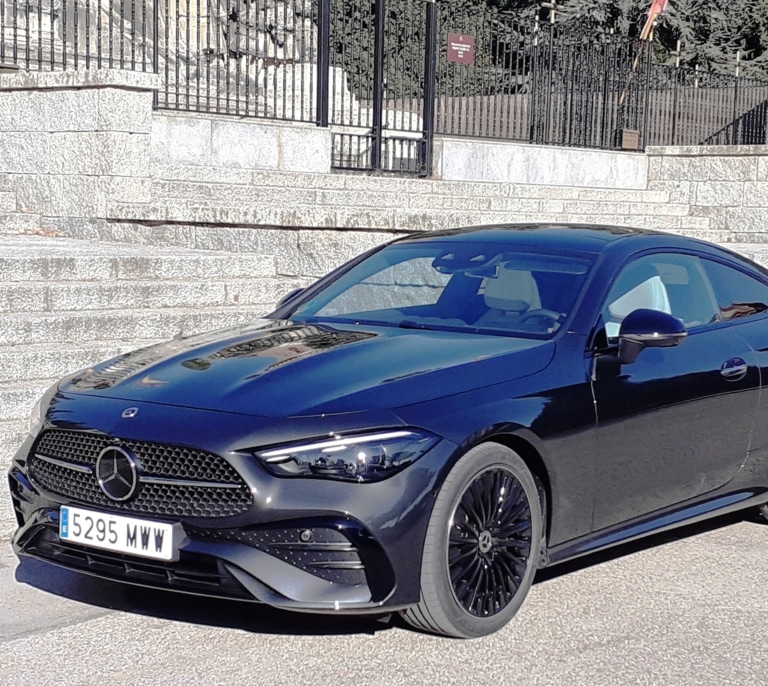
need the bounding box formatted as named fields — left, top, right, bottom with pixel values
left=402, top=442, right=543, bottom=638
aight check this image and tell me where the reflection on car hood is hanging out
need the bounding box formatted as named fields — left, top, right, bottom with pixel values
left=61, top=319, right=555, bottom=417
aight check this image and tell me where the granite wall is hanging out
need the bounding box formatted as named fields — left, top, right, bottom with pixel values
left=2, top=68, right=768, bottom=268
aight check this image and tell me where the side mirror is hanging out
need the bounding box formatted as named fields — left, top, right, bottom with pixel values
left=618, top=308, right=687, bottom=365
left=276, top=287, right=305, bottom=309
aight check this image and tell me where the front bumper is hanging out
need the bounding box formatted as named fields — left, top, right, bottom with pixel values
left=8, top=397, right=457, bottom=614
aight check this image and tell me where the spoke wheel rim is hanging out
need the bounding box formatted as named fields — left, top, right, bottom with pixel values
left=447, top=466, right=533, bottom=618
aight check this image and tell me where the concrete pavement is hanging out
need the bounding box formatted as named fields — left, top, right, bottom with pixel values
left=1, top=513, right=767, bottom=685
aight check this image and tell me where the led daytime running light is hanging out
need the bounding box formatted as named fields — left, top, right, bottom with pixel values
left=255, top=429, right=438, bottom=482
left=261, top=431, right=414, bottom=464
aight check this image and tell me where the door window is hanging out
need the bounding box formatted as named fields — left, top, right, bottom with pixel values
left=602, top=253, right=719, bottom=339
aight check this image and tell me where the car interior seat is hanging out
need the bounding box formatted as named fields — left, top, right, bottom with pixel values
left=474, top=266, right=542, bottom=329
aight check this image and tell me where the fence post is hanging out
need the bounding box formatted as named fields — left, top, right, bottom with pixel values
left=152, top=0, right=159, bottom=108
left=641, top=38, right=652, bottom=150
left=670, top=41, right=680, bottom=146
left=371, top=0, right=386, bottom=171
left=731, top=50, right=741, bottom=144
left=529, top=18, right=539, bottom=143
left=544, top=12, right=555, bottom=144
left=316, top=0, right=331, bottom=127
left=421, top=0, right=438, bottom=176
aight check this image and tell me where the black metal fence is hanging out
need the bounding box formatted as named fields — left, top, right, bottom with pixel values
left=0, top=0, right=155, bottom=71
left=2, top=0, right=767, bottom=177
left=157, top=0, right=319, bottom=120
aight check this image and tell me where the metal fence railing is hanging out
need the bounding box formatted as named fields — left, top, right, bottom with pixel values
left=644, top=66, right=768, bottom=146
left=156, top=0, right=319, bottom=120
left=1, top=0, right=766, bottom=176
left=0, top=0, right=156, bottom=71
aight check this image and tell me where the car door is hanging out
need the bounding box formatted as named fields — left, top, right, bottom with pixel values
left=590, top=251, right=760, bottom=531
left=700, top=256, right=768, bottom=463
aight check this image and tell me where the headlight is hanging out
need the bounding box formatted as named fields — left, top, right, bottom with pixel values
left=254, top=430, right=439, bottom=482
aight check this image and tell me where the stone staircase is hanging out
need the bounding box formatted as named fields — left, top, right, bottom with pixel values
left=0, top=185, right=41, bottom=235
left=97, top=168, right=724, bottom=242
left=5, top=168, right=768, bottom=540
left=0, top=232, right=289, bottom=538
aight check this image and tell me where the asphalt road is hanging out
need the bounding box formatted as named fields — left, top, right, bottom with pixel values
left=1, top=513, right=767, bottom=686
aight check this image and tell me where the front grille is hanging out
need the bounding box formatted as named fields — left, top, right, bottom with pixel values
left=29, top=430, right=253, bottom=519
left=188, top=525, right=367, bottom=586
left=23, top=525, right=252, bottom=600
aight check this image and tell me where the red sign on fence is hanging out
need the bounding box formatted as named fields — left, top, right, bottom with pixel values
left=447, top=33, right=476, bottom=65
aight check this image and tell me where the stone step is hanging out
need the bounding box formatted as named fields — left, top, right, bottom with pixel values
left=1, top=419, right=27, bottom=540
left=0, top=190, right=15, bottom=212
left=0, top=379, right=58, bottom=423
left=0, top=306, right=258, bottom=346
left=522, top=212, right=711, bottom=232
left=717, top=245, right=768, bottom=268
left=151, top=165, right=671, bottom=204
left=664, top=229, right=734, bottom=244
left=0, top=212, right=41, bottom=234
left=43, top=219, right=392, bottom=278
left=0, top=419, right=26, bottom=471
left=0, top=342, right=157, bottom=384
left=151, top=181, right=675, bottom=215
left=0, top=419, right=26, bottom=458
left=109, top=199, right=710, bottom=236
left=730, top=233, right=768, bottom=245
left=0, top=235, right=276, bottom=283
left=0, top=277, right=300, bottom=313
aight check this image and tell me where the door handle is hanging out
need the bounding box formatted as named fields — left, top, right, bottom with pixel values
left=720, top=358, right=748, bottom=381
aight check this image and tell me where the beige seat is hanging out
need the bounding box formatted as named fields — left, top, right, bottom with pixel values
left=475, top=268, right=541, bottom=328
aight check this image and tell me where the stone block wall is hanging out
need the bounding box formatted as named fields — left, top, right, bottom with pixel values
left=436, top=137, right=649, bottom=190
left=647, top=145, right=768, bottom=243
left=0, top=70, right=158, bottom=231
left=3, top=68, right=768, bottom=275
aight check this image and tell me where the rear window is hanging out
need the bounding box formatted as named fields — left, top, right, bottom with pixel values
left=702, top=259, right=768, bottom=321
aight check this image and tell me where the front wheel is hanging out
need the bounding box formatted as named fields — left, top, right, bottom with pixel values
left=402, top=442, right=543, bottom=638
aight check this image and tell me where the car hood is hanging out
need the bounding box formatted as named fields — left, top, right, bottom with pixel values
left=61, top=319, right=555, bottom=417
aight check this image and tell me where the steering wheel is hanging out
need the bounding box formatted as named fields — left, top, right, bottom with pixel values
left=518, top=309, right=564, bottom=325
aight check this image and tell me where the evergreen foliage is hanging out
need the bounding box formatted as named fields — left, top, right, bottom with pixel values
left=556, top=0, right=767, bottom=78
left=327, top=0, right=767, bottom=102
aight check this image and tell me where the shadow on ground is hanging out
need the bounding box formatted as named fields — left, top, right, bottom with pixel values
left=13, top=510, right=764, bottom=637
left=14, top=555, right=391, bottom=637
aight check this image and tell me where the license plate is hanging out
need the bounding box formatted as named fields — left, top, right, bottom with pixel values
left=59, top=506, right=177, bottom=561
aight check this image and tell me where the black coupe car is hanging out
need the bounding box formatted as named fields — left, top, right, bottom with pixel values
left=9, top=224, right=768, bottom=638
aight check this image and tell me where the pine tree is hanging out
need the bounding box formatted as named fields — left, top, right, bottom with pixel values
left=654, top=0, right=768, bottom=78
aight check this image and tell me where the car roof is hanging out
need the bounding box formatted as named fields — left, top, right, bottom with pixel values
left=396, top=223, right=662, bottom=253
left=390, top=223, right=768, bottom=278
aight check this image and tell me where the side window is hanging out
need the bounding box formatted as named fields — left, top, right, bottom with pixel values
left=702, top=259, right=768, bottom=321
left=602, top=253, right=719, bottom=339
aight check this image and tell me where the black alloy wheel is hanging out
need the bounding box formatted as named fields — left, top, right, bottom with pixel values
left=448, top=466, right=532, bottom=617
left=402, top=442, right=542, bottom=638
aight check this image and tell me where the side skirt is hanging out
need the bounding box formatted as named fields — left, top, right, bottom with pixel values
left=545, top=488, right=768, bottom=568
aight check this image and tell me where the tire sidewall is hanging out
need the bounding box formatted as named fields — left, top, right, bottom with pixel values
left=419, top=442, right=543, bottom=638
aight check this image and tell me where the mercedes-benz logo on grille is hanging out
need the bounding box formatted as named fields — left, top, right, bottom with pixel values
left=96, top=446, right=140, bottom=502
left=121, top=407, right=140, bottom=419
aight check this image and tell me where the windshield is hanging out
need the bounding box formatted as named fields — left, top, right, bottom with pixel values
left=289, top=241, right=594, bottom=338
